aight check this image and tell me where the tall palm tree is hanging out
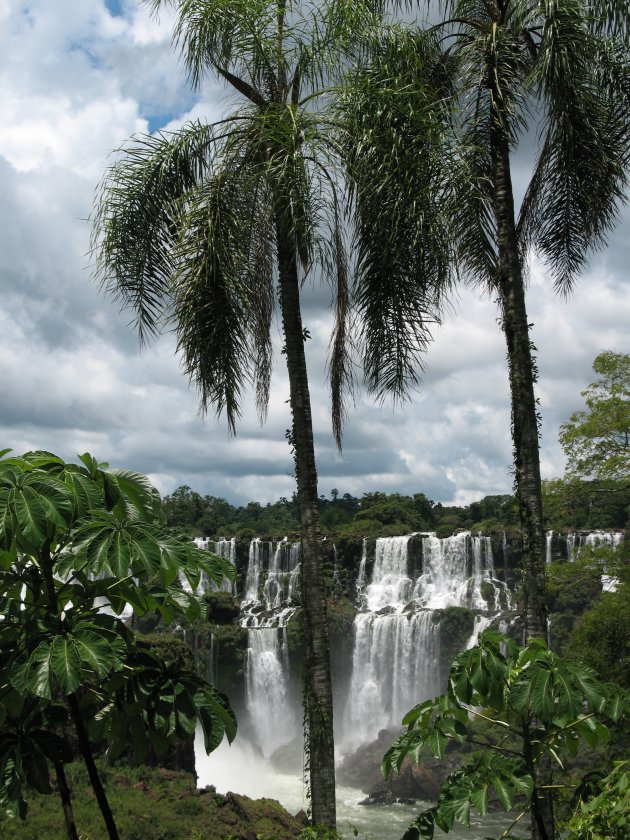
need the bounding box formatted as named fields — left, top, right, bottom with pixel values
left=340, top=8, right=630, bottom=838
left=92, top=0, right=451, bottom=829
left=342, top=0, right=630, bottom=648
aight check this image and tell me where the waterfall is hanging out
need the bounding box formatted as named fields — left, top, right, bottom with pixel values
left=246, top=626, right=298, bottom=757
left=355, top=538, right=367, bottom=608
left=193, top=536, right=237, bottom=594
left=342, top=531, right=505, bottom=749
left=343, top=610, right=440, bottom=750
left=566, top=530, right=624, bottom=561
left=241, top=538, right=302, bottom=755
left=243, top=537, right=268, bottom=603
left=546, top=531, right=553, bottom=564
left=412, top=532, right=495, bottom=610
left=466, top=614, right=494, bottom=649
left=365, top=535, right=413, bottom=611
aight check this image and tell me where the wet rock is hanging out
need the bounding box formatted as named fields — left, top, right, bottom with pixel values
left=359, top=790, right=396, bottom=806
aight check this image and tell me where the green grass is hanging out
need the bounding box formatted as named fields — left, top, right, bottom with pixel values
left=0, top=762, right=304, bottom=840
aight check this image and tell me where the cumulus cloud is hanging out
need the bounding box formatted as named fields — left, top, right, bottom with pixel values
left=0, top=1, right=628, bottom=510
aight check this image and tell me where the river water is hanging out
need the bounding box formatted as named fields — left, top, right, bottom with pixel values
left=195, top=734, right=526, bottom=840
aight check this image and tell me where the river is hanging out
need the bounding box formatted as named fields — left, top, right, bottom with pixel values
left=195, top=734, right=527, bottom=840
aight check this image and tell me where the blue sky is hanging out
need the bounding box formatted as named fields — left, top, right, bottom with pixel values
left=1, top=0, right=628, bottom=507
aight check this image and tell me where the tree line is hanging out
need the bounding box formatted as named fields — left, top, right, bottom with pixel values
left=162, top=480, right=629, bottom=538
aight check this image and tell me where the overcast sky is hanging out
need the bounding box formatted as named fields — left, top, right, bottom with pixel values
left=1, top=0, right=628, bottom=508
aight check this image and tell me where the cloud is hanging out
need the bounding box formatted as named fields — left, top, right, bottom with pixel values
left=0, top=1, right=628, bottom=511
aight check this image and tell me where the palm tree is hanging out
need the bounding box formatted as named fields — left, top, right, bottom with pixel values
left=340, top=7, right=630, bottom=838
left=92, top=0, right=452, bottom=829
left=342, top=1, right=630, bottom=649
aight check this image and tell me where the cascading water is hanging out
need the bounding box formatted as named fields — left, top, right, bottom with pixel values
left=246, top=625, right=298, bottom=757
left=193, top=536, right=237, bottom=594
left=240, top=538, right=302, bottom=756
left=562, top=530, right=624, bottom=562
left=355, top=538, right=367, bottom=600
left=342, top=531, right=510, bottom=749
left=344, top=609, right=440, bottom=749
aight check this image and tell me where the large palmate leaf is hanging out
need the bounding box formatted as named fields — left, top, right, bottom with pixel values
left=92, top=650, right=236, bottom=761
left=72, top=625, right=126, bottom=679
left=11, top=644, right=57, bottom=700
left=195, top=683, right=237, bottom=753
left=0, top=465, right=73, bottom=552
left=10, top=619, right=127, bottom=699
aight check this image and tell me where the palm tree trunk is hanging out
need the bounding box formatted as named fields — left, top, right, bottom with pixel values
left=274, top=203, right=337, bottom=831
left=491, top=126, right=547, bottom=644
left=491, top=122, right=555, bottom=840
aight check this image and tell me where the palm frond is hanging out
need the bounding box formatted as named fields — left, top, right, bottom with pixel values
left=172, top=163, right=258, bottom=433
left=326, top=204, right=355, bottom=451
left=173, top=0, right=280, bottom=96
left=336, top=28, right=455, bottom=401
left=92, top=122, right=231, bottom=343
left=519, top=4, right=630, bottom=293
left=588, top=0, right=630, bottom=37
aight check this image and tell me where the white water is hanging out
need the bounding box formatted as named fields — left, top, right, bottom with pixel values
left=565, top=530, right=624, bottom=561
left=342, top=532, right=506, bottom=748
left=246, top=626, right=298, bottom=756
left=191, top=529, right=595, bottom=840
left=193, top=536, right=237, bottom=594
left=344, top=610, right=440, bottom=749
left=366, top=535, right=414, bottom=611
left=195, top=734, right=526, bottom=839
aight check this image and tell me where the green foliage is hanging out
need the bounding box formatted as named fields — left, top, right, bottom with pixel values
left=542, top=477, right=630, bottom=530
left=566, top=582, right=630, bottom=691
left=560, top=351, right=630, bottom=481
left=0, top=761, right=304, bottom=840
left=382, top=632, right=626, bottom=840
left=0, top=449, right=236, bottom=831
left=354, top=493, right=435, bottom=534
left=546, top=559, right=603, bottom=617
left=567, top=760, right=630, bottom=839
left=160, top=484, right=539, bottom=539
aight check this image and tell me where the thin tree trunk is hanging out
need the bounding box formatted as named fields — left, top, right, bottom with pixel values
left=40, top=545, right=120, bottom=840
left=491, top=109, right=555, bottom=840
left=274, top=203, right=337, bottom=831
left=67, top=693, right=121, bottom=840
left=54, top=761, right=80, bottom=840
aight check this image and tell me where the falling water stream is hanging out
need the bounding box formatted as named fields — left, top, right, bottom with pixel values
left=193, top=531, right=529, bottom=837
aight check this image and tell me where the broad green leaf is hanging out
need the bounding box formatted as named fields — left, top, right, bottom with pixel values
left=26, top=476, right=73, bottom=529
left=403, top=808, right=437, bottom=840
left=50, top=636, right=83, bottom=694
left=108, top=468, right=161, bottom=521
left=20, top=740, right=52, bottom=794
left=63, top=469, right=103, bottom=518
left=13, top=487, right=48, bottom=549
left=107, top=529, right=132, bottom=577
left=11, top=645, right=54, bottom=700
left=427, top=728, right=447, bottom=760
left=195, top=685, right=237, bottom=753
left=73, top=628, right=121, bottom=678
left=491, top=775, right=514, bottom=810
